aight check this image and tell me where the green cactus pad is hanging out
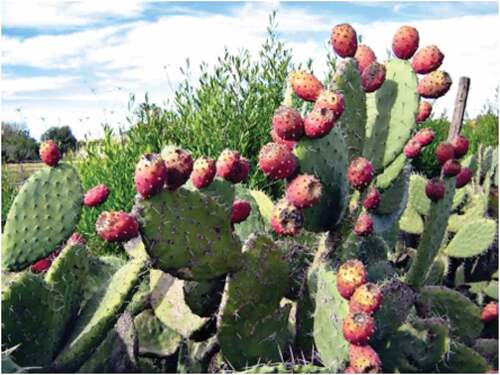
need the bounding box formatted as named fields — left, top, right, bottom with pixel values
left=177, top=336, right=219, bottom=374
left=45, top=243, right=89, bottom=352
left=375, top=165, right=409, bottom=215
left=183, top=277, right=225, bottom=317
left=240, top=363, right=329, bottom=373
left=218, top=234, right=291, bottom=369
left=473, top=339, right=498, bottom=369
left=293, top=126, right=349, bottom=231
left=186, top=177, right=235, bottom=215
left=437, top=341, right=490, bottom=373
left=126, top=278, right=151, bottom=316
left=77, top=312, right=137, bottom=373
left=448, top=192, right=488, bottom=233
left=330, top=58, right=367, bottom=158
left=312, top=263, right=349, bottom=372
left=363, top=59, right=419, bottom=171
left=81, top=255, right=126, bottom=305
left=136, top=187, right=242, bottom=280
left=445, top=218, right=496, bottom=258
left=408, top=174, right=431, bottom=216
left=424, top=255, right=448, bottom=286
left=406, top=177, right=455, bottom=289
left=374, top=154, right=407, bottom=191
left=416, top=286, right=483, bottom=342
left=2, top=163, right=83, bottom=271
left=399, top=204, right=424, bottom=234
left=134, top=309, right=182, bottom=357
left=150, top=269, right=209, bottom=338
left=54, top=257, right=148, bottom=371
left=234, top=186, right=269, bottom=241
left=452, top=187, right=467, bottom=210
left=1, top=272, right=55, bottom=367
left=248, top=190, right=274, bottom=224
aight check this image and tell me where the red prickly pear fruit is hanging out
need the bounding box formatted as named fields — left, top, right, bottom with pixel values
left=83, top=184, right=110, bottom=207
left=134, top=153, right=168, bottom=198
left=31, top=255, right=53, bottom=273
left=314, top=90, right=345, bottom=120
left=67, top=232, right=86, bottom=246
left=417, top=71, right=452, bottom=99
left=404, top=139, right=423, bottom=159
left=348, top=157, right=374, bottom=190
left=355, top=44, right=377, bottom=72
left=216, top=149, right=241, bottom=181
left=343, top=312, right=375, bottom=345
left=349, top=344, right=382, bottom=373
left=363, top=188, right=381, bottom=211
left=336, top=259, right=368, bottom=300
left=349, top=283, right=383, bottom=314
left=96, top=211, right=139, bottom=242
left=361, top=62, right=386, bottom=93
left=392, top=25, right=419, bottom=59
left=227, top=157, right=250, bottom=184
left=442, top=159, right=462, bottom=177
left=270, top=129, right=297, bottom=151
left=271, top=198, right=304, bottom=236
left=230, top=200, right=252, bottom=224
left=481, top=302, right=498, bottom=323
left=411, top=45, right=444, bottom=74
left=304, top=108, right=336, bottom=139
left=258, top=142, right=298, bottom=180
left=425, top=178, right=446, bottom=201
left=451, top=135, right=469, bottom=158
left=435, top=142, right=455, bottom=165
left=289, top=71, right=324, bottom=102
left=345, top=366, right=358, bottom=374
left=413, top=127, right=435, bottom=146
left=455, top=167, right=473, bottom=188
left=39, top=140, right=61, bottom=167
left=331, top=23, right=358, bottom=58
left=286, top=174, right=322, bottom=209
left=272, top=106, right=304, bottom=141
left=416, top=101, right=432, bottom=123
left=163, top=148, right=193, bottom=190
left=354, top=213, right=374, bottom=237
left=191, top=156, right=216, bottom=189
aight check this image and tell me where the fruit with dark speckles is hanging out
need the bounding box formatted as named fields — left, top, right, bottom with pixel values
left=337, top=259, right=368, bottom=300
left=304, top=108, right=336, bottom=139
left=343, top=312, right=375, bottom=345
left=272, top=106, right=304, bottom=141
left=355, top=44, right=377, bottom=72
left=412, top=45, right=444, bottom=74
left=331, top=23, right=358, bottom=58
left=416, top=101, right=432, bottom=123
left=271, top=198, right=304, bottom=236
left=39, top=140, right=61, bottom=167
left=289, top=71, right=324, bottom=102
left=258, top=142, right=298, bottom=180
left=83, top=184, right=110, bottom=207
left=286, top=174, right=322, bottom=208
left=417, top=70, right=452, bottom=98
left=96, top=211, right=139, bottom=242
left=134, top=153, right=167, bottom=198
left=392, top=25, right=419, bottom=59
left=348, top=157, right=374, bottom=190
left=191, top=156, right=216, bottom=189
left=425, top=178, right=445, bottom=201
left=361, top=62, right=386, bottom=93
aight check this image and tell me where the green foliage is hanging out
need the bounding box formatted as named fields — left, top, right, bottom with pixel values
left=462, top=111, right=499, bottom=156
left=1, top=166, right=18, bottom=225
left=1, top=123, right=39, bottom=163
left=41, top=126, right=77, bottom=154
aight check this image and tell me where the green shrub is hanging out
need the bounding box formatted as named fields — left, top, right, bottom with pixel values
left=462, top=111, right=499, bottom=156
left=2, top=167, right=18, bottom=226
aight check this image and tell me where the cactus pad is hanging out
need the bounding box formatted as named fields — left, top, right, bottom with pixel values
left=233, top=186, right=269, bottom=241
left=2, top=163, right=83, bottom=271
left=445, top=218, right=496, bottom=258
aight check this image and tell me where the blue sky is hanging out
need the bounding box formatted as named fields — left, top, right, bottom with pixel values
left=2, top=1, right=498, bottom=140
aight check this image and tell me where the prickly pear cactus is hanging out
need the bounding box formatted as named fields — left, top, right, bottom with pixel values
left=2, top=163, right=83, bottom=271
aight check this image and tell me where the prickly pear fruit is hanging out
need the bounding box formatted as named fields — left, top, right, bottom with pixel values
left=455, top=167, right=473, bottom=188
left=258, top=142, right=298, bottom=180
left=354, top=213, right=374, bottom=237
left=67, top=232, right=86, bottom=246
left=286, top=174, right=322, bottom=208
left=413, top=127, right=435, bottom=146
left=425, top=178, right=446, bottom=201
left=348, top=157, right=374, bottom=190
left=361, top=62, right=386, bottom=93
left=304, top=108, right=336, bottom=139
left=451, top=135, right=469, bottom=158
left=270, top=129, right=297, bottom=151
left=349, top=283, right=383, bottom=314
left=355, top=44, right=377, bottom=72
left=331, top=23, right=358, bottom=58
left=96, top=211, right=139, bottom=242
left=163, top=147, right=194, bottom=190
left=404, top=139, right=423, bottom=159
left=191, top=156, right=216, bottom=189
left=417, top=70, right=452, bottom=98
left=416, top=101, right=432, bottom=123
left=134, top=153, right=168, bottom=198
left=481, top=302, right=498, bottom=323
left=39, top=140, right=61, bottom=167
left=230, top=200, right=252, bottom=224
left=31, top=254, right=53, bottom=273
left=392, top=25, right=419, bottom=59
left=343, top=312, right=375, bottom=345
left=271, top=198, right=304, bottom=236
left=363, top=188, right=381, bottom=211
left=314, top=90, right=345, bottom=120
left=83, top=184, right=110, bottom=207
left=435, top=142, right=455, bottom=165
left=337, top=259, right=368, bottom=300
left=216, top=149, right=241, bottom=181
left=228, top=157, right=250, bottom=184
left=442, top=159, right=461, bottom=177
left=289, top=71, right=324, bottom=102
left=345, top=366, right=357, bottom=373
left=411, top=45, right=444, bottom=74
left=349, top=344, right=381, bottom=373
left=272, top=106, right=304, bottom=141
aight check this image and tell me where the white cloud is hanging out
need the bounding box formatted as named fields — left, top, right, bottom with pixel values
left=2, top=76, right=78, bottom=98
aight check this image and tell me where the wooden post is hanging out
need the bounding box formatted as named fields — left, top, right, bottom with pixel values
left=447, top=77, right=470, bottom=141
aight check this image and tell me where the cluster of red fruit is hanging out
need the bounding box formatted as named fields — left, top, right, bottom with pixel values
left=336, top=259, right=383, bottom=373
left=30, top=232, right=86, bottom=273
